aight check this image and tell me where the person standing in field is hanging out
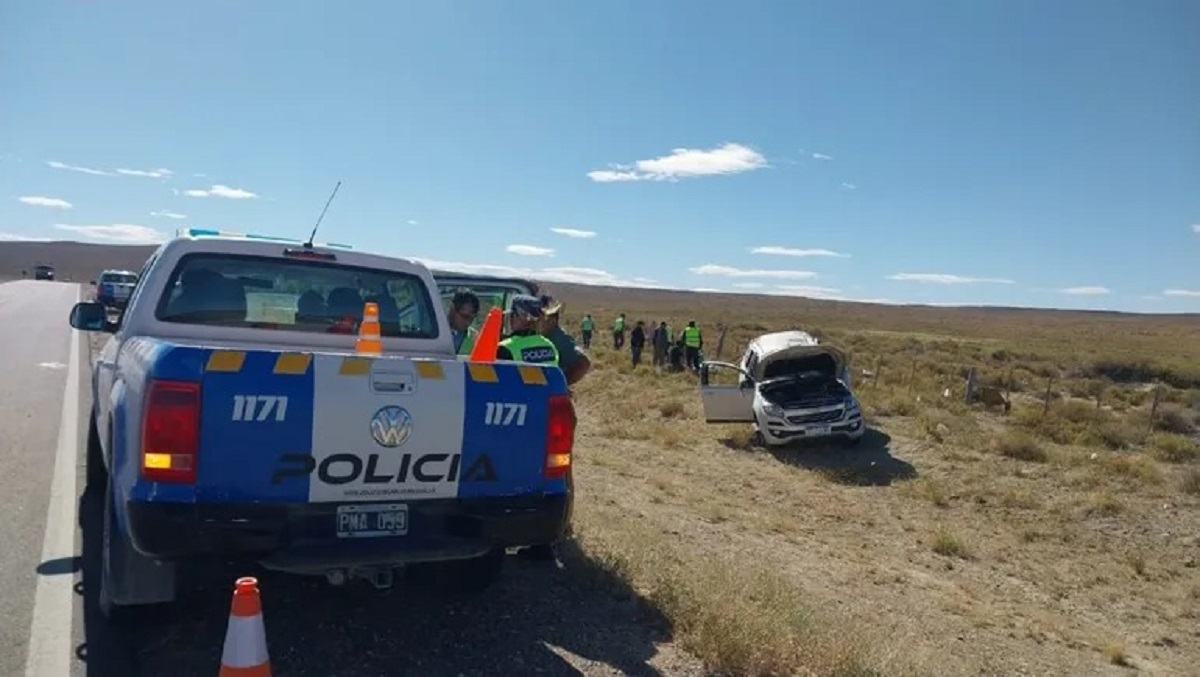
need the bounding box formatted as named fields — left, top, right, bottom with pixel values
left=612, top=313, right=626, bottom=349
left=447, top=289, right=480, bottom=355
left=652, top=321, right=670, bottom=368
left=579, top=313, right=594, bottom=348
left=682, top=320, right=703, bottom=373
left=630, top=321, right=646, bottom=367
left=537, top=295, right=592, bottom=386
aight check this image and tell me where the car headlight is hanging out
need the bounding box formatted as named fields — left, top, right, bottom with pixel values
left=761, top=402, right=784, bottom=417
left=845, top=397, right=861, bottom=413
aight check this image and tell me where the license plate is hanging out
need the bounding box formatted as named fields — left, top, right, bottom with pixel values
left=806, top=424, right=832, bottom=436
left=336, top=503, right=408, bottom=538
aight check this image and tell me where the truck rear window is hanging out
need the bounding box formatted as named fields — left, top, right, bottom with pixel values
left=155, top=253, right=440, bottom=338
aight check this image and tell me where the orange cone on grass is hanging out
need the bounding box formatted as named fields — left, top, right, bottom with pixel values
left=468, top=306, right=503, bottom=363
left=355, top=302, right=383, bottom=355
left=218, top=577, right=272, bottom=677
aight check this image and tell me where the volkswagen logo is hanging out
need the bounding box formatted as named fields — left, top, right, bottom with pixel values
left=370, top=405, right=413, bottom=448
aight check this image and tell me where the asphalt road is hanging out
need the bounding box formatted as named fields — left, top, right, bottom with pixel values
left=0, top=280, right=700, bottom=677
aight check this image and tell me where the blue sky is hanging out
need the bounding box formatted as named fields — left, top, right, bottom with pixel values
left=2, top=0, right=1198, bottom=312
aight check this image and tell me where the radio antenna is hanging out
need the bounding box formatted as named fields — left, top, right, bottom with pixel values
left=305, top=180, right=342, bottom=248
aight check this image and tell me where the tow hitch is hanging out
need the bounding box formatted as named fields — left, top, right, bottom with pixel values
left=324, top=566, right=397, bottom=590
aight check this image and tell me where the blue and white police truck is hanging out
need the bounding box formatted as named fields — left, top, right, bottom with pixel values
left=70, top=229, right=576, bottom=622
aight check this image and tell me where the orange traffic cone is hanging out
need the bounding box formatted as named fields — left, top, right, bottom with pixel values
left=355, top=302, right=383, bottom=355
left=218, top=577, right=272, bottom=677
left=468, top=306, right=503, bottom=363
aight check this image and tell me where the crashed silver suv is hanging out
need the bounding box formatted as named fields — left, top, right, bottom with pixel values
left=699, top=330, right=865, bottom=447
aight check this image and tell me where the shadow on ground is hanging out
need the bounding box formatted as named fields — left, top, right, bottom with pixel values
left=722, top=428, right=917, bottom=486
left=72, top=484, right=679, bottom=677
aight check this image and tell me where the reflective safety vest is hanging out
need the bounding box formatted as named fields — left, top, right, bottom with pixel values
left=683, top=325, right=702, bottom=348
left=498, top=333, right=560, bottom=365
left=580, top=317, right=594, bottom=331
left=614, top=317, right=625, bottom=332
left=454, top=326, right=478, bottom=355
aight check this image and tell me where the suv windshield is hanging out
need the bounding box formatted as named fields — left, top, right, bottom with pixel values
left=155, top=253, right=440, bottom=338
left=101, top=273, right=138, bottom=284
left=35, top=265, right=53, bottom=273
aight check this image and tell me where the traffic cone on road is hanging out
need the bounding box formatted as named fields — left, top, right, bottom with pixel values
left=355, top=302, right=383, bottom=356
left=218, top=577, right=272, bottom=677
left=468, top=306, right=503, bottom=363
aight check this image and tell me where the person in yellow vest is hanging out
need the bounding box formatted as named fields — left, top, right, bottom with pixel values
left=496, top=295, right=560, bottom=365
left=447, top=289, right=480, bottom=356
left=612, top=313, right=626, bottom=349
left=682, top=320, right=703, bottom=373
left=579, top=313, right=594, bottom=349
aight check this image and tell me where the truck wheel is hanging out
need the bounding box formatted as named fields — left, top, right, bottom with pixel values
left=422, top=548, right=505, bottom=597
left=98, top=483, right=137, bottom=625
left=86, top=411, right=107, bottom=488
left=97, top=483, right=176, bottom=625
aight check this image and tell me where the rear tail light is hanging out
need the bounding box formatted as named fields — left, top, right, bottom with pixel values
left=544, top=394, right=576, bottom=479
left=141, top=379, right=202, bottom=483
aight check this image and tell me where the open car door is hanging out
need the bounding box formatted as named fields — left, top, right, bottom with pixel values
left=698, top=361, right=756, bottom=423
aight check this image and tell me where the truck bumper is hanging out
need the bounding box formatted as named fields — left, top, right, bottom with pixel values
left=125, top=493, right=571, bottom=570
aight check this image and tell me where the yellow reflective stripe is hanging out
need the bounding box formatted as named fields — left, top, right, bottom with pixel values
left=206, top=350, right=246, bottom=373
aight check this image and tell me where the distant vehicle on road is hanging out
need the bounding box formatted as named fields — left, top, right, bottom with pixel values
left=68, top=228, right=577, bottom=623
left=699, top=329, right=865, bottom=447
left=33, top=264, right=55, bottom=280
left=94, top=269, right=139, bottom=309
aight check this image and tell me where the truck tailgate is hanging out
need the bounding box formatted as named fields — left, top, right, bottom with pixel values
left=192, top=348, right=565, bottom=504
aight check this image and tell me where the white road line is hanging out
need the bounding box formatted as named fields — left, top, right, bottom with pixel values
left=25, top=288, right=81, bottom=677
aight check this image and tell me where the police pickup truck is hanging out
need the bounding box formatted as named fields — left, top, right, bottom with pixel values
left=69, top=229, right=576, bottom=622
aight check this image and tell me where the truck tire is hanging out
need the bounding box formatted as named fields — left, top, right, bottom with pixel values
left=98, top=483, right=138, bottom=625
left=86, top=411, right=107, bottom=488
left=97, top=482, right=177, bottom=624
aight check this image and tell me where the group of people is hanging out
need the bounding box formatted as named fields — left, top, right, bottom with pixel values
left=445, top=289, right=592, bottom=387
left=575, top=312, right=704, bottom=373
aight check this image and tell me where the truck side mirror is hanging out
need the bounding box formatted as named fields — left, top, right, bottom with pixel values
left=68, top=301, right=113, bottom=332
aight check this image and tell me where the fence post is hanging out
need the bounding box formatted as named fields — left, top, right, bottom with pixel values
left=1148, top=386, right=1162, bottom=433
left=964, top=366, right=978, bottom=405
left=1042, top=376, right=1054, bottom=416
left=714, top=325, right=728, bottom=361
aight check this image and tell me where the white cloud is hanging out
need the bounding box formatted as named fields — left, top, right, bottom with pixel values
left=812, top=152, right=833, bottom=160
left=587, top=142, right=768, bottom=182
left=150, top=210, right=187, bottom=220
left=414, top=257, right=660, bottom=289
left=17, top=196, right=72, bottom=209
left=841, top=182, right=857, bottom=190
left=407, top=220, right=419, bottom=226
left=53, top=223, right=166, bottom=244
left=888, top=272, right=1016, bottom=285
left=0, top=232, right=51, bottom=241
left=692, top=287, right=724, bottom=293
left=1192, top=224, right=1200, bottom=234
left=632, top=276, right=659, bottom=285
left=773, top=284, right=844, bottom=299
left=689, top=264, right=818, bottom=280
left=732, top=282, right=765, bottom=289
left=1163, top=289, right=1200, bottom=297
left=750, top=245, right=848, bottom=258
left=1059, top=286, right=1111, bottom=295
left=45, top=160, right=114, bottom=176
left=183, top=184, right=258, bottom=199
left=506, top=244, right=555, bottom=257
left=116, top=167, right=173, bottom=178
left=550, top=227, right=597, bottom=239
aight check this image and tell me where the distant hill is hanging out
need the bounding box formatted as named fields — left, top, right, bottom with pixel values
left=1, top=240, right=1196, bottom=324
left=1, top=241, right=156, bottom=282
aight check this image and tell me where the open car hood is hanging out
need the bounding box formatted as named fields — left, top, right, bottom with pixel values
left=753, top=344, right=847, bottom=382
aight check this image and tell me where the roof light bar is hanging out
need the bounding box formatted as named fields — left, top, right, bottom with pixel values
left=176, top=227, right=353, bottom=250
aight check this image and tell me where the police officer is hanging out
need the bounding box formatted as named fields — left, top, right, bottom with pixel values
left=496, top=295, right=560, bottom=365
left=682, top=320, right=703, bottom=373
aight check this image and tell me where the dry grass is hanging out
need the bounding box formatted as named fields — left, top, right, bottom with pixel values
left=540, top=283, right=1200, bottom=676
